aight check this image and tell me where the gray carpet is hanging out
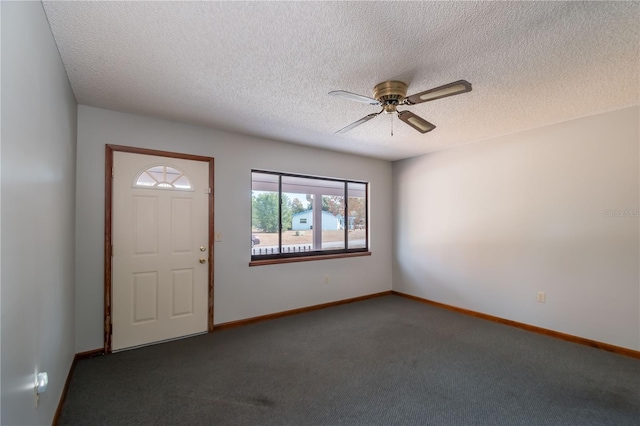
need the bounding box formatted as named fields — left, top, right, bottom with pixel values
left=59, top=295, right=640, bottom=425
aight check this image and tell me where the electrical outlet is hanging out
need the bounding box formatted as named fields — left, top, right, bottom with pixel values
left=537, top=291, right=546, bottom=303
left=324, top=275, right=330, bottom=284
left=34, top=371, right=48, bottom=408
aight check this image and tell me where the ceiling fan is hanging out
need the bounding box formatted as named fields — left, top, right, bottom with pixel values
left=329, top=80, right=472, bottom=134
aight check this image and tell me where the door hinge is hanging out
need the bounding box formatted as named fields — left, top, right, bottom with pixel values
left=111, top=167, right=114, bottom=178
left=206, top=188, right=211, bottom=194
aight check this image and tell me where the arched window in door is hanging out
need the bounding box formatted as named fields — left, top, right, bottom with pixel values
left=133, top=165, right=193, bottom=191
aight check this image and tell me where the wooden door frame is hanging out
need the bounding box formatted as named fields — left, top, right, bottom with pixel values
left=104, top=144, right=215, bottom=353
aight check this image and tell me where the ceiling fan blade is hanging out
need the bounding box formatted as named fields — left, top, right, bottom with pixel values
left=329, top=90, right=380, bottom=105
left=336, top=111, right=382, bottom=134
left=397, top=110, right=436, bottom=134
left=404, top=80, right=472, bottom=105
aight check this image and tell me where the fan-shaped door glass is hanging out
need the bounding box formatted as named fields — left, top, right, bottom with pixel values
left=134, top=165, right=193, bottom=191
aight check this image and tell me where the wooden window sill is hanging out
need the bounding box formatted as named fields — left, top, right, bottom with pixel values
left=249, top=251, right=371, bottom=266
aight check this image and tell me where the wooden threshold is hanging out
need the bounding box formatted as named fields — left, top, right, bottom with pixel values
left=213, top=290, right=392, bottom=331
left=392, top=291, right=640, bottom=360
left=53, top=348, right=105, bottom=426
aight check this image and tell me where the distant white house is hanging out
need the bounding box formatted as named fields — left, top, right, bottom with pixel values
left=292, top=210, right=343, bottom=231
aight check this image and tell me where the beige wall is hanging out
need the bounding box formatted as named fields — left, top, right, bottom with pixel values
left=75, top=105, right=393, bottom=352
left=393, top=106, right=640, bottom=350
left=1, top=2, right=78, bottom=424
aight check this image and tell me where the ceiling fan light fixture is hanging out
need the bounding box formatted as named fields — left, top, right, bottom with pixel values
left=383, top=103, right=398, bottom=114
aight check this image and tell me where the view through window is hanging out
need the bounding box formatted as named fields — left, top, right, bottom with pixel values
left=251, top=171, right=368, bottom=260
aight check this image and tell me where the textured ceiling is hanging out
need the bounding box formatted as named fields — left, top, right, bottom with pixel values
left=42, top=1, right=639, bottom=161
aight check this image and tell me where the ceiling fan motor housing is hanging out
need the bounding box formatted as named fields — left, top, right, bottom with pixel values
left=374, top=81, right=407, bottom=113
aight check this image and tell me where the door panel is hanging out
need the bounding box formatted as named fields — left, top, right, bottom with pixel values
left=171, top=198, right=193, bottom=253
left=132, top=272, right=158, bottom=323
left=112, top=151, right=209, bottom=351
left=171, top=269, right=194, bottom=317
left=133, top=196, right=158, bottom=254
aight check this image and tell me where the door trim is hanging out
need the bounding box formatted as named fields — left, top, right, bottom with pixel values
left=105, top=144, right=215, bottom=353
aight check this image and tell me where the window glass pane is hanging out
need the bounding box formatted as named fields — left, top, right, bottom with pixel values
left=252, top=172, right=280, bottom=256
left=134, top=165, right=192, bottom=191
left=165, top=166, right=182, bottom=178
left=148, top=171, right=165, bottom=182
left=251, top=170, right=367, bottom=259
left=321, top=190, right=345, bottom=251
left=136, top=172, right=156, bottom=187
left=173, top=176, right=191, bottom=189
left=348, top=183, right=367, bottom=249
left=251, top=172, right=278, bottom=192
left=283, top=176, right=313, bottom=254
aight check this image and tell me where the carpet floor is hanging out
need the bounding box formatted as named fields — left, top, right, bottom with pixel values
left=59, top=295, right=640, bottom=425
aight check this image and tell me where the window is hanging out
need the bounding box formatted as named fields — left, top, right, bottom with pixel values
left=251, top=170, right=368, bottom=263
left=134, top=165, right=193, bottom=191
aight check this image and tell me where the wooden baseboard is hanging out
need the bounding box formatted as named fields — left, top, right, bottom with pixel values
left=213, top=291, right=393, bottom=331
left=52, top=348, right=105, bottom=426
left=391, top=291, right=640, bottom=360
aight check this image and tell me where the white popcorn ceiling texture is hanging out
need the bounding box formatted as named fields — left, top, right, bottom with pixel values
left=42, top=1, right=639, bottom=161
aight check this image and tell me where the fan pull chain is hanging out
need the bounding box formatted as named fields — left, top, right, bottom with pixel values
left=390, top=113, right=394, bottom=137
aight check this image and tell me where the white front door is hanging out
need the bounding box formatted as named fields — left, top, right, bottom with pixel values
left=112, top=151, right=210, bottom=351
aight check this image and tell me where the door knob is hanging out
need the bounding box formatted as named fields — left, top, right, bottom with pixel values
left=200, top=246, right=206, bottom=252
left=199, top=258, right=206, bottom=264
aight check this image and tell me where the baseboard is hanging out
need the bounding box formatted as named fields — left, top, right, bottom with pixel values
left=52, top=348, right=105, bottom=426
left=392, top=291, right=640, bottom=360
left=213, top=290, right=393, bottom=331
